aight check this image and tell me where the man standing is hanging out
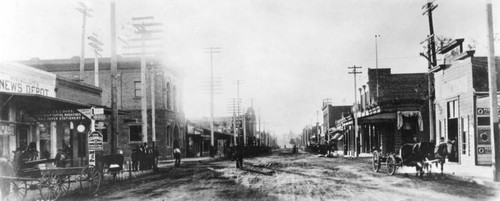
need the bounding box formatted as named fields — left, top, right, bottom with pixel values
left=235, top=138, right=243, bottom=168
left=435, top=137, right=448, bottom=160
left=173, top=147, right=181, bottom=167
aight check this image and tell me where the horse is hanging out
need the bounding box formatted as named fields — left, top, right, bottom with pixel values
left=400, top=142, right=437, bottom=177
left=422, top=142, right=448, bottom=175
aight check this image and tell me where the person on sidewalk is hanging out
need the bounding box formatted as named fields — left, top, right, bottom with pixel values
left=54, top=148, right=68, bottom=168
left=131, top=146, right=139, bottom=172
left=433, top=137, right=448, bottom=174
left=235, top=140, right=243, bottom=168
left=173, top=147, right=181, bottom=167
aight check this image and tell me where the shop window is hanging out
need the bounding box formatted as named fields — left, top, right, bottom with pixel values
left=173, top=85, right=177, bottom=111
left=134, top=81, right=141, bottom=97
left=438, top=120, right=442, bottom=138
left=166, top=82, right=171, bottom=110
left=129, top=125, right=142, bottom=142
left=467, top=115, right=471, bottom=156
left=0, top=107, right=9, bottom=121
left=447, top=100, right=458, bottom=119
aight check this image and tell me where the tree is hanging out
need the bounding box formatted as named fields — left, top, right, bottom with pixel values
left=289, top=138, right=296, bottom=145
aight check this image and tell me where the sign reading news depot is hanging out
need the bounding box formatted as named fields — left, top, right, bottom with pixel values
left=0, top=62, right=56, bottom=97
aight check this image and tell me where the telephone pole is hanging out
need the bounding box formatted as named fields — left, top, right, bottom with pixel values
left=88, top=33, right=103, bottom=86
left=233, top=80, right=245, bottom=146
left=76, top=2, right=93, bottom=82
left=348, top=65, right=362, bottom=157
left=422, top=1, right=438, bottom=143
left=486, top=0, right=500, bottom=182
left=375, top=35, right=380, bottom=98
left=204, top=47, right=221, bottom=157
left=422, top=1, right=438, bottom=67
left=110, top=1, right=118, bottom=154
left=128, top=16, right=164, bottom=143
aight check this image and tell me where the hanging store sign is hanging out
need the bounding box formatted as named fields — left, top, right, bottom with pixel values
left=32, top=110, right=86, bottom=121
left=88, top=131, right=103, bottom=151
left=0, top=62, right=56, bottom=97
left=77, top=107, right=105, bottom=120
left=0, top=123, right=15, bottom=136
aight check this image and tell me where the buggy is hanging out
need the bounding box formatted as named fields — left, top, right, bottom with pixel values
left=372, top=142, right=443, bottom=176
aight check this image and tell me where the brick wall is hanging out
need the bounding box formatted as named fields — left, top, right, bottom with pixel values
left=23, top=57, right=186, bottom=160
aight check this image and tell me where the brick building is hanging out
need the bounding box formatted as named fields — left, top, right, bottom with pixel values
left=22, top=56, right=185, bottom=160
left=431, top=38, right=500, bottom=167
left=338, top=68, right=429, bottom=156
left=322, top=104, right=351, bottom=154
left=0, top=62, right=102, bottom=166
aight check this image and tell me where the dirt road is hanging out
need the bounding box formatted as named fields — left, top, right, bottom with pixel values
left=60, top=149, right=500, bottom=201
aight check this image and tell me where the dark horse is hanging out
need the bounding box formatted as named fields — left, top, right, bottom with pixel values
left=407, top=142, right=447, bottom=176
left=399, top=142, right=441, bottom=177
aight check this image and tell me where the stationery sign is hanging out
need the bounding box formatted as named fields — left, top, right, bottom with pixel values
left=0, top=62, right=56, bottom=97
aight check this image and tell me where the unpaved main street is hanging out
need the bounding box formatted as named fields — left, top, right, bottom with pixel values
left=62, top=149, right=500, bottom=201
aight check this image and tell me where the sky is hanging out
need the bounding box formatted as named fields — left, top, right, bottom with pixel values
left=0, top=0, right=499, bottom=146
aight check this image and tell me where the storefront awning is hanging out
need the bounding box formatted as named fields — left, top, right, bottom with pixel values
left=332, top=133, right=344, bottom=140
left=328, top=127, right=342, bottom=135
left=1, top=92, right=90, bottom=112
left=358, top=112, right=396, bottom=124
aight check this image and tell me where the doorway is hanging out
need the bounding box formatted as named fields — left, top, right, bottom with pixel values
left=447, top=118, right=459, bottom=162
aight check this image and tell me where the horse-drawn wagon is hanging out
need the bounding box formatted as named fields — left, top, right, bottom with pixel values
left=0, top=154, right=102, bottom=201
left=372, top=142, right=446, bottom=176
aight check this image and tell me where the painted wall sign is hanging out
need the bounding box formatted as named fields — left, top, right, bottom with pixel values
left=476, top=107, right=500, bottom=116
left=476, top=126, right=492, bottom=165
left=0, top=62, right=56, bottom=97
left=0, top=123, right=15, bottom=136
left=32, top=110, right=85, bottom=121
left=475, top=96, right=498, bottom=166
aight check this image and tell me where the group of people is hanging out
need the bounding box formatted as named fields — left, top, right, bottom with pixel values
left=131, top=143, right=158, bottom=171
left=12, top=142, right=40, bottom=172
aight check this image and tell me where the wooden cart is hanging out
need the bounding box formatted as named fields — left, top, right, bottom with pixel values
left=372, top=142, right=437, bottom=177
left=1, top=159, right=102, bottom=201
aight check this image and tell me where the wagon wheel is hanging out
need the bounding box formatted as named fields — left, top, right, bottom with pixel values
left=6, top=180, right=28, bottom=201
left=56, top=175, right=71, bottom=196
left=386, top=155, right=397, bottom=175
left=39, top=173, right=61, bottom=200
left=372, top=151, right=381, bottom=172
left=79, top=165, right=102, bottom=194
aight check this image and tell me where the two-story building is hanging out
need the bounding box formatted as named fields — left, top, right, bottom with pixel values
left=338, top=68, right=429, bottom=156
left=431, top=38, right=500, bottom=167
left=0, top=62, right=102, bottom=166
left=22, top=56, right=185, bottom=159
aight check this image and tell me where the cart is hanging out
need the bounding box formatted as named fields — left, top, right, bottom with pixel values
left=1, top=158, right=102, bottom=201
left=372, top=142, right=436, bottom=176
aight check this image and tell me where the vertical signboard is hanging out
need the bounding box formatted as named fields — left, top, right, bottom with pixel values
left=476, top=107, right=492, bottom=165
left=88, top=131, right=103, bottom=166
